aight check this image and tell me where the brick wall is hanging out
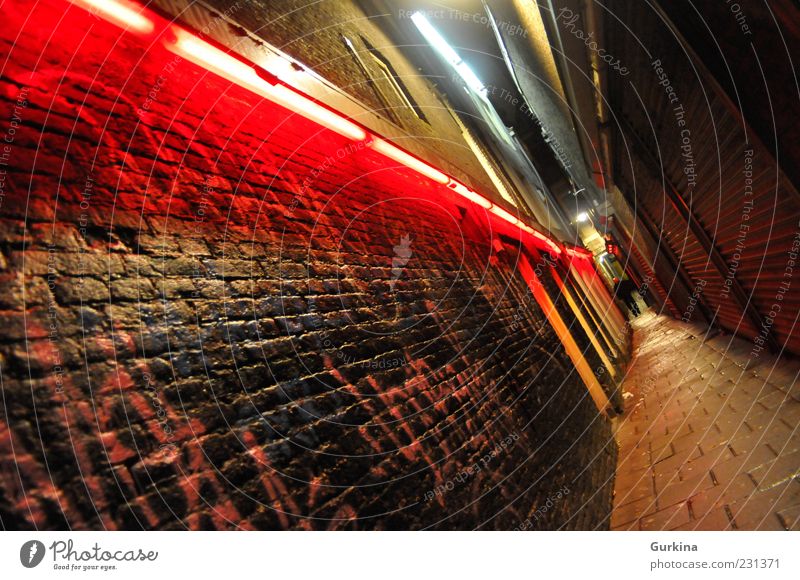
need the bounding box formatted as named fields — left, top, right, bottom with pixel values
left=0, top=0, right=615, bottom=530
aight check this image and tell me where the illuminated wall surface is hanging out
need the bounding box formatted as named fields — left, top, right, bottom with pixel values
left=0, top=1, right=625, bottom=530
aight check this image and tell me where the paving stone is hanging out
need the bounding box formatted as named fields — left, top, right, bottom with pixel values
left=651, top=441, right=675, bottom=463
left=653, top=447, right=697, bottom=477
left=655, top=472, right=715, bottom=509
left=729, top=427, right=790, bottom=456
left=731, top=508, right=787, bottom=530
left=774, top=401, right=800, bottom=426
left=719, top=473, right=759, bottom=504
left=697, top=429, right=734, bottom=451
left=639, top=502, right=691, bottom=531
left=688, top=485, right=728, bottom=518
left=617, top=446, right=650, bottom=472
left=748, top=450, right=800, bottom=491
left=671, top=435, right=704, bottom=455
left=777, top=505, right=800, bottom=530
left=611, top=494, right=657, bottom=527
left=614, top=471, right=656, bottom=505
left=680, top=445, right=734, bottom=480
left=691, top=507, right=734, bottom=530
left=610, top=518, right=640, bottom=531
left=612, top=314, right=800, bottom=531
left=712, top=446, right=776, bottom=485
left=771, top=432, right=800, bottom=456
left=758, top=390, right=791, bottom=409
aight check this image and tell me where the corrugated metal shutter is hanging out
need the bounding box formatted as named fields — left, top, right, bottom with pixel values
left=606, top=1, right=800, bottom=355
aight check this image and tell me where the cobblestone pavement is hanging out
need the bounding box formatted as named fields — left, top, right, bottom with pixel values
left=611, top=313, right=800, bottom=530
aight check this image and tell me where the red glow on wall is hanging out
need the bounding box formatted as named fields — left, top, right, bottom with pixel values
left=65, top=0, right=577, bottom=260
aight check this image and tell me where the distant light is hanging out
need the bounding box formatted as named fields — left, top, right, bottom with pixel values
left=576, top=212, right=590, bottom=223
left=369, top=138, right=449, bottom=184
left=73, top=0, right=154, bottom=34
left=167, top=29, right=367, bottom=141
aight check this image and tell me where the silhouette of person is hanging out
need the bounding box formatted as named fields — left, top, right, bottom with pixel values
left=613, top=276, right=641, bottom=317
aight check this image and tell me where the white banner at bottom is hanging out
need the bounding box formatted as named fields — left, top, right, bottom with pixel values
left=1, top=531, right=797, bottom=579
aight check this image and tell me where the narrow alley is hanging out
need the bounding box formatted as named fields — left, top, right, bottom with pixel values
left=613, top=314, right=800, bottom=530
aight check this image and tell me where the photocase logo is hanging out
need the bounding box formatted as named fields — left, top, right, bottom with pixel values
left=390, top=234, right=413, bottom=291
left=20, top=540, right=46, bottom=568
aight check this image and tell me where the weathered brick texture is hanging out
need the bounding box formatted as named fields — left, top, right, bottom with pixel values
left=0, top=1, right=615, bottom=530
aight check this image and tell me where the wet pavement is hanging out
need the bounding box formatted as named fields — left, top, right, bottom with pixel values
left=611, top=313, right=800, bottom=530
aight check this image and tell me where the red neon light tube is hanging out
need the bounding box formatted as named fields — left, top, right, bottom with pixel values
left=167, top=29, right=367, bottom=141
left=368, top=138, right=449, bottom=184
left=489, top=204, right=519, bottom=226
left=545, top=240, right=562, bottom=255
left=448, top=180, right=492, bottom=209
left=520, top=223, right=561, bottom=254
left=565, top=247, right=592, bottom=259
